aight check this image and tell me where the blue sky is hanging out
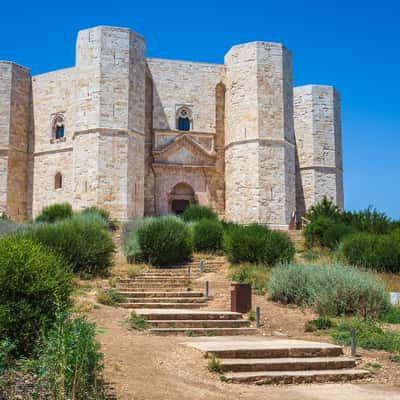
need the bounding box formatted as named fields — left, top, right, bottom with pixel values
left=1, top=0, right=399, bottom=217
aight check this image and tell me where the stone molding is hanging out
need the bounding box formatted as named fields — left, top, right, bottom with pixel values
left=72, top=128, right=145, bottom=140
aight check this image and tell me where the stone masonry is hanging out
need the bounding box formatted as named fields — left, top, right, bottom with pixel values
left=0, top=25, right=343, bottom=227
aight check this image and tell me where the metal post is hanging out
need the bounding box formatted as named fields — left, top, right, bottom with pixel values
left=256, top=306, right=261, bottom=328
left=199, top=259, right=204, bottom=274
left=351, top=328, right=356, bottom=357
left=205, top=281, right=209, bottom=298
left=188, top=265, right=191, bottom=282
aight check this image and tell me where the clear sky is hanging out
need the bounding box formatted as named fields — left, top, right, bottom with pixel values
left=1, top=0, right=399, bottom=217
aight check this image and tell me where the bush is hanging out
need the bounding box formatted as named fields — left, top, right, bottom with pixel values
left=96, top=289, right=126, bottom=306
left=0, top=236, right=72, bottom=355
left=36, top=312, right=104, bottom=400
left=305, top=196, right=341, bottom=222
left=341, top=232, right=400, bottom=273
left=342, top=207, right=392, bottom=234
left=181, top=205, right=218, bottom=222
left=80, top=206, right=116, bottom=230
left=137, top=216, right=193, bottom=266
left=192, top=219, right=224, bottom=253
left=35, top=202, right=73, bottom=223
left=27, top=214, right=115, bottom=276
left=224, top=224, right=295, bottom=266
left=268, top=263, right=389, bottom=318
left=0, top=339, right=16, bottom=374
left=304, top=216, right=353, bottom=250
left=380, top=305, right=400, bottom=324
left=332, top=318, right=400, bottom=354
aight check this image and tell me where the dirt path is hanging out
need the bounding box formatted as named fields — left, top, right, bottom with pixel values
left=89, top=306, right=399, bottom=400
left=82, top=260, right=400, bottom=400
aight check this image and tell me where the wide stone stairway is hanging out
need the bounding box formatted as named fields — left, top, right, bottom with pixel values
left=116, top=257, right=369, bottom=384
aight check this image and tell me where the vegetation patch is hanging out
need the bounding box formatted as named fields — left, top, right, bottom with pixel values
left=35, top=312, right=104, bottom=400
left=181, top=204, right=218, bottom=222
left=224, top=224, right=295, bottom=266
left=129, top=314, right=148, bottom=330
left=97, top=289, right=126, bottom=306
left=26, top=214, right=115, bottom=276
left=207, top=355, right=222, bottom=373
left=35, top=202, right=73, bottom=223
left=331, top=318, right=400, bottom=354
left=268, top=263, right=389, bottom=318
left=0, top=235, right=72, bottom=355
left=305, top=316, right=335, bottom=332
left=192, top=219, right=224, bottom=253
left=136, top=216, right=193, bottom=266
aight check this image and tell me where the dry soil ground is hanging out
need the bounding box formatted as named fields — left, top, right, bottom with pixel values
left=78, top=263, right=400, bottom=400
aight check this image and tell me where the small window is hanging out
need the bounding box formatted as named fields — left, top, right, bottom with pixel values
left=51, top=114, right=65, bottom=140
left=176, top=107, right=192, bottom=131
left=55, top=125, right=64, bottom=139
left=55, top=172, right=62, bottom=190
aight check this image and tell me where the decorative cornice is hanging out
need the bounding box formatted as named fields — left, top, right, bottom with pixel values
left=34, top=147, right=73, bottom=157
left=300, top=165, right=343, bottom=172
left=225, top=137, right=296, bottom=150
left=73, top=128, right=145, bottom=140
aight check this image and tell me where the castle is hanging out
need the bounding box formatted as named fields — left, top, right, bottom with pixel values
left=0, top=26, right=343, bottom=227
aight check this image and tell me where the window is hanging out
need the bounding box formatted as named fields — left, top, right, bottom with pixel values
left=51, top=114, right=65, bottom=140
left=176, top=107, right=192, bottom=131
left=55, top=172, right=62, bottom=190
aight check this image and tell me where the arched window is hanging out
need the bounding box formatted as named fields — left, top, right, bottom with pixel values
left=55, top=172, right=62, bottom=190
left=176, top=107, right=191, bottom=131
left=52, top=114, right=65, bottom=140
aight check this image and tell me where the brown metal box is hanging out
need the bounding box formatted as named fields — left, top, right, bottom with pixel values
left=231, top=283, right=251, bottom=313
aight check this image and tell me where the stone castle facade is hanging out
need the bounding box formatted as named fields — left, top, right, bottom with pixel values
left=0, top=26, right=343, bottom=227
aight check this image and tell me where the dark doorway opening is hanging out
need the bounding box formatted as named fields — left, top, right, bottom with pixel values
left=171, top=199, right=190, bottom=215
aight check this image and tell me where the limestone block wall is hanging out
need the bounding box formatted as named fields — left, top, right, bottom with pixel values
left=73, top=26, right=146, bottom=220
left=0, top=62, right=31, bottom=221
left=294, top=85, right=344, bottom=216
left=32, top=67, right=76, bottom=217
left=224, top=42, right=296, bottom=227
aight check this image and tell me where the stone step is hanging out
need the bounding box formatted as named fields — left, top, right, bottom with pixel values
left=136, top=309, right=243, bottom=321
left=117, top=291, right=204, bottom=298
left=147, top=319, right=251, bottom=328
left=122, top=297, right=207, bottom=304
left=205, top=345, right=343, bottom=359
left=117, top=287, right=193, bottom=292
left=120, top=302, right=205, bottom=309
left=222, top=369, right=369, bottom=384
left=219, top=356, right=356, bottom=372
left=148, top=327, right=258, bottom=336
left=118, top=284, right=189, bottom=289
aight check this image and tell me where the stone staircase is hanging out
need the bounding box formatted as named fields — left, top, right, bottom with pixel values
left=135, top=309, right=257, bottom=336
left=116, top=268, right=206, bottom=309
left=185, top=337, right=369, bottom=384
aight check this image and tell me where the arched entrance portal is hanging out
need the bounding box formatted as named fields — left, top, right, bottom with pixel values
left=169, top=182, right=195, bottom=215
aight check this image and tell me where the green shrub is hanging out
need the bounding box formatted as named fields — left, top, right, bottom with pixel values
left=137, top=216, right=193, bottom=266
left=192, top=219, right=224, bottom=253
left=181, top=205, right=218, bottom=222
left=224, top=224, right=295, bottom=266
left=331, top=318, right=400, bottom=354
left=80, top=206, right=116, bottom=230
left=36, top=312, right=104, bottom=400
left=27, top=214, right=115, bottom=276
left=0, top=236, right=72, bottom=355
left=304, top=216, right=353, bottom=250
left=342, top=207, right=392, bottom=234
left=230, top=264, right=271, bottom=294
left=268, top=263, right=389, bottom=318
left=0, top=339, right=16, bottom=374
left=96, top=289, right=126, bottom=306
left=341, top=232, right=400, bottom=273
left=380, top=305, right=400, bottom=324
left=35, top=202, right=73, bottom=223
left=305, top=196, right=341, bottom=222
left=305, top=316, right=334, bottom=332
